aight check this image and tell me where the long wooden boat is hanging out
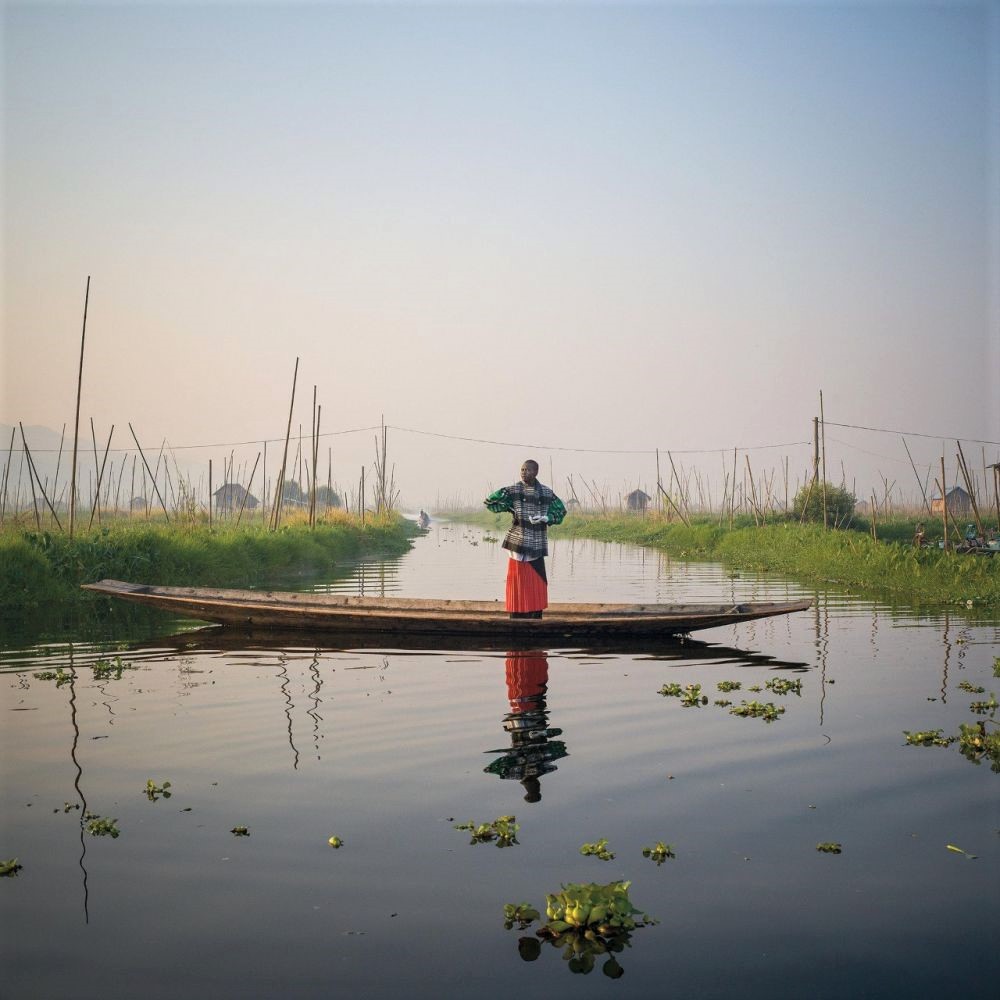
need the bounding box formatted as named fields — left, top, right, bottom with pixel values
left=82, top=579, right=811, bottom=640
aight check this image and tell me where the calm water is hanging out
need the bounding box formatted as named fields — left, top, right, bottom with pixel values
left=2, top=522, right=998, bottom=999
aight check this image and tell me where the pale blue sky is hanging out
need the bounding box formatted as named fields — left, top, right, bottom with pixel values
left=3, top=1, right=998, bottom=504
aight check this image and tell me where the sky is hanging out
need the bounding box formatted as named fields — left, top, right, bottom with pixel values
left=2, top=0, right=999, bottom=508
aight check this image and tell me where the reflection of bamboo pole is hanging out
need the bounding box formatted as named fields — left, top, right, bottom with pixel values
left=271, top=357, right=299, bottom=531
left=129, top=424, right=170, bottom=522
left=69, top=277, right=91, bottom=538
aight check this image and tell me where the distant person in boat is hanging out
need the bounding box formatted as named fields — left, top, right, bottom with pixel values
left=484, top=460, right=566, bottom=619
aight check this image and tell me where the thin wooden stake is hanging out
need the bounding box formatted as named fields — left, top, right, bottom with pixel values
left=129, top=423, right=170, bottom=522
left=270, top=357, right=299, bottom=531
left=69, top=276, right=91, bottom=538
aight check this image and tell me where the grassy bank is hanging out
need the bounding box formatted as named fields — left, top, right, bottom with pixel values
left=1, top=512, right=420, bottom=615
left=460, top=511, right=1000, bottom=608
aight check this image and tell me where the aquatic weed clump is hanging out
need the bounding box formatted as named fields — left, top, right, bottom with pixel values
left=454, top=815, right=519, bottom=847
left=527, top=881, right=658, bottom=977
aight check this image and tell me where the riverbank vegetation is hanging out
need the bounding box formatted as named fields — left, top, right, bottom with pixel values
left=0, top=511, right=420, bottom=616
left=461, top=510, right=1000, bottom=607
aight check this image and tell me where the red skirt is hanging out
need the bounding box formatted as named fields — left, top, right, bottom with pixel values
left=505, top=558, right=548, bottom=613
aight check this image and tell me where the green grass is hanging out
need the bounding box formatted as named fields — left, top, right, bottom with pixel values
left=0, top=512, right=419, bottom=615
left=459, top=510, right=1000, bottom=608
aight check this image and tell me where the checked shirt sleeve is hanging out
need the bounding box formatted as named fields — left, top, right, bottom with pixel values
left=484, top=487, right=514, bottom=514
left=546, top=495, right=567, bottom=525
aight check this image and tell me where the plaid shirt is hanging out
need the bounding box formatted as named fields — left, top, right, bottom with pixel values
left=484, top=481, right=566, bottom=559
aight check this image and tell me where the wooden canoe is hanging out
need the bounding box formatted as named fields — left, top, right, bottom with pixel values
left=82, top=579, right=811, bottom=640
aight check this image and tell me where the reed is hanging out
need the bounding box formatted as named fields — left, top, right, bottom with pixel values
left=0, top=512, right=419, bottom=614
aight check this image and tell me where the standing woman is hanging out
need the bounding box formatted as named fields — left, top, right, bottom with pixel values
left=484, top=460, right=566, bottom=618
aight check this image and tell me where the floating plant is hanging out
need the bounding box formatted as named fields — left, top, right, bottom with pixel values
left=579, top=838, right=615, bottom=861
left=641, top=842, right=676, bottom=865
left=969, top=693, right=997, bottom=715
left=327, top=836, right=343, bottom=848
left=658, top=682, right=683, bottom=698
left=717, top=680, right=742, bottom=693
left=454, top=815, right=519, bottom=847
left=903, top=729, right=955, bottom=747
left=765, top=677, right=802, bottom=696
left=515, top=881, right=657, bottom=977
left=144, top=779, right=172, bottom=801
left=816, top=842, right=842, bottom=854
left=85, top=813, right=120, bottom=838
left=230, top=826, right=250, bottom=837
left=32, top=669, right=71, bottom=687
left=679, top=684, right=708, bottom=707
left=92, top=656, right=137, bottom=680
left=730, top=700, right=785, bottom=723
left=957, top=681, right=985, bottom=694
left=502, top=903, right=540, bottom=930
left=0, top=859, right=23, bottom=877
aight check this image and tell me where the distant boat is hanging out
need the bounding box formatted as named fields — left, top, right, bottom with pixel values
left=82, top=580, right=811, bottom=640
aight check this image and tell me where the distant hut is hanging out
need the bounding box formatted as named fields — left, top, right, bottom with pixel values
left=565, top=497, right=581, bottom=511
left=130, top=496, right=147, bottom=511
left=626, top=489, right=651, bottom=513
left=213, top=483, right=259, bottom=513
left=930, top=486, right=971, bottom=517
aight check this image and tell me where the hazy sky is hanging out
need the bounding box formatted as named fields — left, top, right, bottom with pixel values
left=3, top=1, right=998, bottom=506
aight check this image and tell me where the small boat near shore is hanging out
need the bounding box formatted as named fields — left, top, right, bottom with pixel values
left=82, top=579, right=811, bottom=640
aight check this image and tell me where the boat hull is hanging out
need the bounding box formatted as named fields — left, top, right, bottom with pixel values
left=82, top=580, right=812, bottom=639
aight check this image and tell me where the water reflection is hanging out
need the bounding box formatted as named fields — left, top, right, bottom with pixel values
left=484, top=651, right=567, bottom=803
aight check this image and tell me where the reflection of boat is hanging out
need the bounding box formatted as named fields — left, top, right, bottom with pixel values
left=83, top=580, right=811, bottom=640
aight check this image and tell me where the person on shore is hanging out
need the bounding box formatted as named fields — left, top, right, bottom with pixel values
left=484, top=460, right=566, bottom=619
left=913, top=522, right=927, bottom=548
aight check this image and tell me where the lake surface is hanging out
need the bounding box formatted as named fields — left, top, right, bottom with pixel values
left=2, top=521, right=998, bottom=999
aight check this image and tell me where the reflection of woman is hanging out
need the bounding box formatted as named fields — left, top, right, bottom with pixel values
left=484, top=460, right=566, bottom=619
left=484, top=651, right=567, bottom=802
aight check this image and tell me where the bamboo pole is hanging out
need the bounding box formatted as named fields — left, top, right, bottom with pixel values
left=955, top=441, right=984, bottom=537
left=20, top=425, right=41, bottom=529
left=236, top=452, right=260, bottom=527
left=69, top=276, right=91, bottom=538
left=270, top=357, right=299, bottom=531
left=129, top=423, right=170, bottom=521
left=938, top=455, right=948, bottom=552
left=0, top=427, right=14, bottom=523
left=656, top=481, right=691, bottom=527
left=19, top=423, right=63, bottom=529
left=820, top=391, right=828, bottom=529
left=88, top=423, right=114, bottom=530
left=901, top=436, right=932, bottom=516
left=730, top=448, right=737, bottom=529
left=208, top=459, right=213, bottom=528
